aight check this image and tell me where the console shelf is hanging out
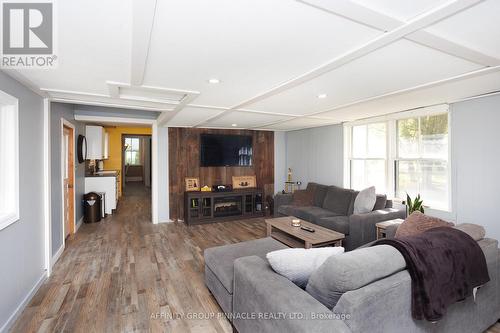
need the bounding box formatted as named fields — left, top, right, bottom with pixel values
left=184, top=189, right=264, bottom=225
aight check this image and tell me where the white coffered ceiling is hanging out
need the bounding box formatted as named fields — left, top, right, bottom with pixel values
left=5, top=0, right=500, bottom=131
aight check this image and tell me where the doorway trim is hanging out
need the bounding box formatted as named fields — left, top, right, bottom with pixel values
left=60, top=119, right=76, bottom=251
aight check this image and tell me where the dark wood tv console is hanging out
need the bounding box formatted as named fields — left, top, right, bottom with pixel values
left=184, top=188, right=264, bottom=225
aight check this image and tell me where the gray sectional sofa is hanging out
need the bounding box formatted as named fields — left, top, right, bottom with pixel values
left=275, top=182, right=406, bottom=250
left=205, top=234, right=500, bottom=333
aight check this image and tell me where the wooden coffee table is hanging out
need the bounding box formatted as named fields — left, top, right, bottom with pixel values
left=265, top=216, right=345, bottom=249
left=375, top=218, right=404, bottom=239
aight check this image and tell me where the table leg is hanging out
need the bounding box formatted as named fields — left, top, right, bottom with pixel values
left=266, top=223, right=272, bottom=237
left=305, top=241, right=312, bottom=249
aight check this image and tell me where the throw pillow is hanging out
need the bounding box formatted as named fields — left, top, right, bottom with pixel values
left=353, top=186, right=376, bottom=214
left=395, top=211, right=454, bottom=238
left=292, top=189, right=314, bottom=207
left=266, top=247, right=344, bottom=288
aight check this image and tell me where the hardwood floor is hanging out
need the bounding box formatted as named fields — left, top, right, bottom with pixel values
left=10, top=183, right=500, bottom=332
left=12, top=183, right=266, bottom=333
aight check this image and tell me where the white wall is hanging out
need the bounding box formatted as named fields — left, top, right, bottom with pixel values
left=274, top=131, right=286, bottom=193
left=451, top=94, right=500, bottom=241
left=285, top=124, right=344, bottom=187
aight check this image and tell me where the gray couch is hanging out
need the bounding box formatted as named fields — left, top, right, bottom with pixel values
left=205, top=234, right=500, bottom=333
left=275, top=182, right=406, bottom=250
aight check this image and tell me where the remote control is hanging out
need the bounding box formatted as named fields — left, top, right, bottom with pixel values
left=300, top=226, right=315, bottom=233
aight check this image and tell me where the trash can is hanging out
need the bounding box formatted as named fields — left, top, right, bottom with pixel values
left=84, top=192, right=102, bottom=223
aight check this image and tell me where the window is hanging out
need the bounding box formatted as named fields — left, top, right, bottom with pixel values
left=0, top=91, right=19, bottom=230
left=125, top=137, right=141, bottom=165
left=349, top=123, right=387, bottom=193
left=346, top=106, right=450, bottom=211
left=396, top=113, right=449, bottom=210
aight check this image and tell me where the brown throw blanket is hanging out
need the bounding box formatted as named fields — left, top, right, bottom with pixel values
left=374, top=227, right=489, bottom=321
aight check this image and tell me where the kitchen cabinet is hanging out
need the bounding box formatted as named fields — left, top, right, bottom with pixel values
left=85, top=172, right=118, bottom=215
left=85, top=125, right=105, bottom=160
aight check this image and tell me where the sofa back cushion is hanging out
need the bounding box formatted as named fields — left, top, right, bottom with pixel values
left=322, top=186, right=354, bottom=215
left=373, top=194, right=388, bottom=210
left=306, top=245, right=406, bottom=309
left=292, top=189, right=314, bottom=207
left=307, top=182, right=329, bottom=207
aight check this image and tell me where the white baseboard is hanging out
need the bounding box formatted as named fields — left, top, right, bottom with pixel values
left=51, top=244, right=65, bottom=269
left=157, top=219, right=174, bottom=224
left=0, top=271, right=47, bottom=333
left=75, top=216, right=84, bottom=232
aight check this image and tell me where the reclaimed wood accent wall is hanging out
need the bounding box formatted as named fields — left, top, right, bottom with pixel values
left=168, top=128, right=274, bottom=221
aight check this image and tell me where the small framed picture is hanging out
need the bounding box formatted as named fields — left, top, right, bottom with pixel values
left=185, top=177, right=200, bottom=192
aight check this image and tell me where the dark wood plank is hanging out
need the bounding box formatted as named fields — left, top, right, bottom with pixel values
left=168, top=128, right=275, bottom=221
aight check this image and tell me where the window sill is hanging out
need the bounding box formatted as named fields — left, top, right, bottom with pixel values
left=0, top=212, right=20, bottom=231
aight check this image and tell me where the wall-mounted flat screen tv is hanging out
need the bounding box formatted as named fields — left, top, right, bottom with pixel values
left=200, top=134, right=253, bottom=167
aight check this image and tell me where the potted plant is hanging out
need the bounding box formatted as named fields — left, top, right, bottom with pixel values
left=404, top=193, right=425, bottom=216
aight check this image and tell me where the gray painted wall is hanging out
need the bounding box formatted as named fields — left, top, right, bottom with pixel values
left=0, top=72, right=45, bottom=332
left=50, top=102, right=85, bottom=256
left=274, top=131, right=287, bottom=193
left=285, top=124, right=344, bottom=187
left=451, top=94, right=500, bottom=241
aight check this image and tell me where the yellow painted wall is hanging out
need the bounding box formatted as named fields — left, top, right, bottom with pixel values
left=103, top=126, right=152, bottom=196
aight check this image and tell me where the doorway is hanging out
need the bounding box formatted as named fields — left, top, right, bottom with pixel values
left=62, top=121, right=75, bottom=239
left=122, top=134, right=152, bottom=196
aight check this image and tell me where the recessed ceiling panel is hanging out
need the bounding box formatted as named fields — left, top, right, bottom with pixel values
left=248, top=39, right=481, bottom=115
left=426, top=0, right=500, bottom=59
left=318, top=70, right=500, bottom=121
left=351, top=0, right=449, bottom=21
left=18, top=0, right=131, bottom=94
left=143, top=0, right=381, bottom=107
left=207, top=111, right=294, bottom=128
left=167, top=107, right=223, bottom=127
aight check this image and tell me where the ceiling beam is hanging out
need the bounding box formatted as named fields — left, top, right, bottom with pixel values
left=131, top=0, right=157, bottom=86
left=196, top=0, right=485, bottom=127
left=257, top=65, right=500, bottom=129
left=298, top=0, right=500, bottom=67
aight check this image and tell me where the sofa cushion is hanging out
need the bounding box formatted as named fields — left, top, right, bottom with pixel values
left=317, top=216, right=350, bottom=235
left=307, top=182, right=329, bottom=207
left=306, top=245, right=406, bottom=309
left=204, top=237, right=288, bottom=293
left=292, top=189, right=314, bottom=207
left=373, top=194, right=388, bottom=210
left=454, top=223, right=485, bottom=241
left=322, top=186, right=355, bottom=215
left=293, top=206, right=337, bottom=223
left=353, top=186, right=376, bottom=214
left=277, top=204, right=298, bottom=216
left=266, top=247, right=344, bottom=288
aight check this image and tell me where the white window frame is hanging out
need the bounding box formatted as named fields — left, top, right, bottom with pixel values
left=344, top=104, right=451, bottom=212
left=0, top=90, right=20, bottom=230
left=125, top=137, right=141, bottom=166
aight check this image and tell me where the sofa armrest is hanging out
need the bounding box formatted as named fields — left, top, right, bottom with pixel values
left=349, top=208, right=406, bottom=249
left=233, top=256, right=351, bottom=333
left=274, top=193, right=293, bottom=217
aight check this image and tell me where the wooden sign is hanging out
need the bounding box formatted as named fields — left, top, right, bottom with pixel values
left=185, top=177, right=200, bottom=191
left=232, top=175, right=257, bottom=189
